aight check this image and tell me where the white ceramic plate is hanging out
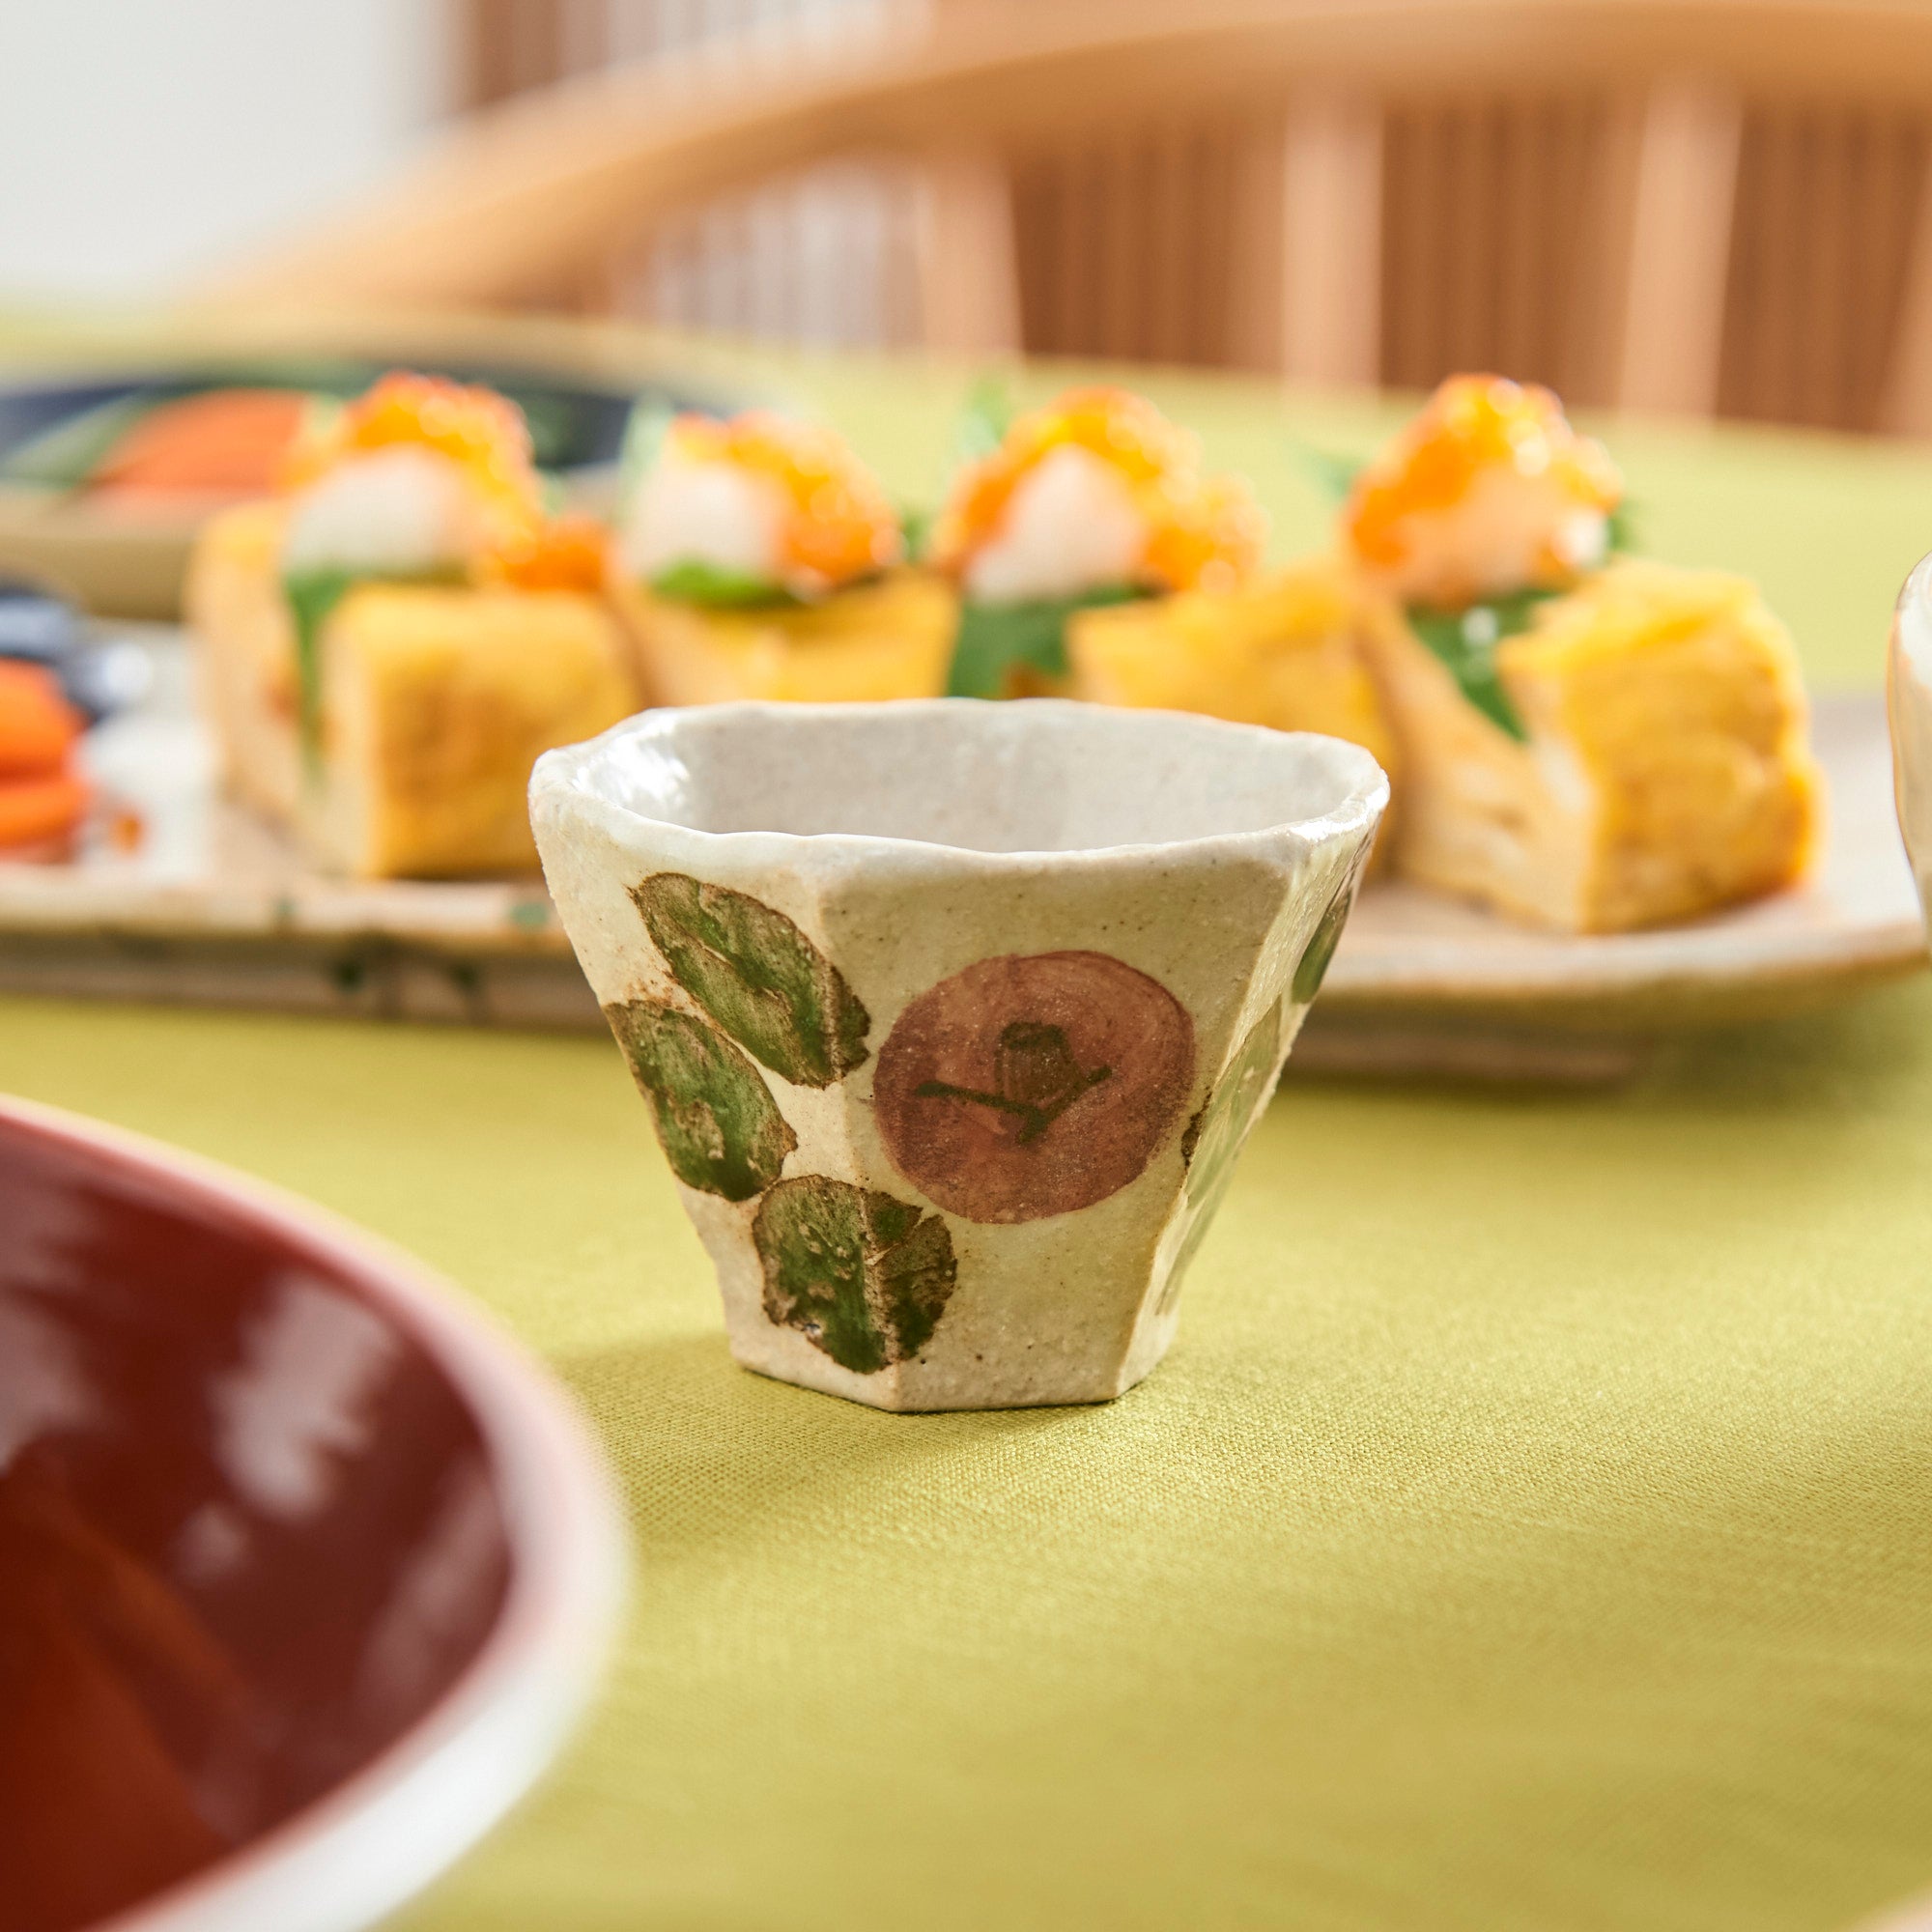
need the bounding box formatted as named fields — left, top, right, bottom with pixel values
left=0, top=633, right=1918, bottom=1077
left=1302, top=692, right=1926, bottom=1075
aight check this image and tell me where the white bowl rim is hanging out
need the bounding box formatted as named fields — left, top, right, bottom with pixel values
left=1896, top=551, right=1932, bottom=683
left=531, top=697, right=1390, bottom=869
left=0, top=1094, right=628, bottom=1932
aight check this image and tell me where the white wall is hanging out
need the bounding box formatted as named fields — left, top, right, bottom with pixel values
left=0, top=0, right=445, bottom=300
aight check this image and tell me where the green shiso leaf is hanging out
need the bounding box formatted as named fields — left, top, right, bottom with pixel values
left=1405, top=587, right=1559, bottom=742
left=282, top=567, right=357, bottom=775
left=947, top=583, right=1148, bottom=698
left=616, top=397, right=677, bottom=508
left=1291, top=442, right=1368, bottom=505
left=954, top=376, right=1013, bottom=467
left=1605, top=498, right=1637, bottom=555
left=898, top=503, right=932, bottom=562
left=648, top=560, right=799, bottom=609
left=282, top=564, right=465, bottom=777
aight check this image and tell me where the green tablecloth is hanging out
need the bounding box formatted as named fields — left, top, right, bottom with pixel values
left=7, top=343, right=1932, bottom=1932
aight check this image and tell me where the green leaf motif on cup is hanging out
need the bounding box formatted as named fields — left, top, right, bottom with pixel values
left=1163, top=997, right=1285, bottom=1314
left=605, top=999, right=796, bottom=1202
left=1180, top=998, right=1284, bottom=1209
left=632, top=873, right=870, bottom=1089
left=753, top=1175, right=957, bottom=1375
left=1292, top=875, right=1357, bottom=1007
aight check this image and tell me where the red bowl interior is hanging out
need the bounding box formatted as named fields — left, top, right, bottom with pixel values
left=0, top=1112, right=514, bottom=1932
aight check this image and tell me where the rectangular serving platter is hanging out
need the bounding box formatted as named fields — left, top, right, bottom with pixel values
left=0, top=630, right=1920, bottom=1082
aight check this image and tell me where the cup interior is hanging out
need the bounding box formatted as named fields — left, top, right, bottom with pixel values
left=543, top=699, right=1385, bottom=855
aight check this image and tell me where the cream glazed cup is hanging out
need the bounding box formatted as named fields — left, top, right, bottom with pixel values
left=531, top=699, right=1387, bottom=1413
left=1890, top=551, right=1932, bottom=926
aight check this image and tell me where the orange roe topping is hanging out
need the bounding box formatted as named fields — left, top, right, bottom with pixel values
left=663, top=412, right=902, bottom=594
left=930, top=386, right=1265, bottom=593
left=1345, top=374, right=1622, bottom=591
left=479, top=514, right=610, bottom=592
left=283, top=372, right=544, bottom=540
left=1142, top=475, right=1270, bottom=598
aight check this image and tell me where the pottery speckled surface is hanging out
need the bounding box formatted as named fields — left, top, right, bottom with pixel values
left=531, top=699, right=1386, bottom=1412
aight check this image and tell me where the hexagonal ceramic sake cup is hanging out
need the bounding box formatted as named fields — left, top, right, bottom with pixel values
left=531, top=699, right=1387, bottom=1412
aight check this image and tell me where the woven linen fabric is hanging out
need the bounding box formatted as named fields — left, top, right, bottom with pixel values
left=6, top=987, right=1932, bottom=1932
left=5, top=364, right=1932, bottom=1930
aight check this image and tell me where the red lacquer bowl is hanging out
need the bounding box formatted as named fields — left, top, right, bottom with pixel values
left=0, top=1096, right=625, bottom=1932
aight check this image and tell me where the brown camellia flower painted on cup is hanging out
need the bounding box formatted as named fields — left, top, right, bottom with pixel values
left=872, top=951, right=1195, bottom=1224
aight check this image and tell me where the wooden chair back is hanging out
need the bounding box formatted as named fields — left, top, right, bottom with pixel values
left=208, top=0, right=1932, bottom=435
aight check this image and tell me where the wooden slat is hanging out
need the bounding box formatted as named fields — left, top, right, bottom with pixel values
left=1853, top=116, right=1910, bottom=423
left=1378, top=93, right=1606, bottom=398
left=1568, top=89, right=1642, bottom=404
left=458, top=0, right=570, bottom=108
left=1009, top=151, right=1055, bottom=352
left=1445, top=104, right=1488, bottom=373
left=1280, top=93, right=1382, bottom=388
left=219, top=0, right=1932, bottom=321
left=1720, top=101, right=1929, bottom=432
left=1009, top=116, right=1257, bottom=366
left=265, top=3, right=1932, bottom=434
left=1884, top=145, right=1932, bottom=434
left=1099, top=134, right=1139, bottom=357
left=1196, top=122, right=1247, bottom=366
left=1224, top=117, right=1288, bottom=373
left=1614, top=75, right=1742, bottom=417
left=1378, top=103, right=1430, bottom=387
left=1062, top=147, right=1099, bottom=353
left=1493, top=100, right=1534, bottom=378
left=916, top=149, right=1022, bottom=354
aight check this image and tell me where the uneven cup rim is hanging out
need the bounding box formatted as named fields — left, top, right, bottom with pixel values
left=530, top=697, right=1390, bottom=869
left=1896, top=552, right=1932, bottom=684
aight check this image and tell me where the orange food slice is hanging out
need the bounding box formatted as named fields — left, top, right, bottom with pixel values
left=90, top=389, right=311, bottom=497
left=0, top=660, right=83, bottom=778
left=0, top=768, right=88, bottom=851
